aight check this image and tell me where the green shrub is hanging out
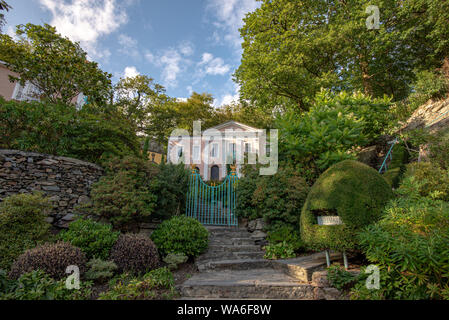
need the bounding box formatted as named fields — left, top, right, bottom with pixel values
left=266, top=225, right=304, bottom=251
left=404, top=162, right=449, bottom=201
left=98, top=267, right=176, bottom=300
left=85, top=259, right=117, bottom=283
left=151, top=216, right=209, bottom=257
left=152, top=162, right=190, bottom=219
left=429, top=129, right=449, bottom=170
left=163, top=253, right=188, bottom=270
left=263, top=242, right=296, bottom=260
left=58, top=218, right=120, bottom=260
left=110, top=234, right=159, bottom=275
left=88, top=156, right=159, bottom=231
left=327, top=265, right=358, bottom=291
left=237, top=166, right=309, bottom=231
left=0, top=270, right=92, bottom=300
left=9, top=241, right=87, bottom=280
left=382, top=143, right=410, bottom=188
left=301, top=160, right=394, bottom=251
left=408, top=70, right=449, bottom=111
left=0, top=193, right=52, bottom=270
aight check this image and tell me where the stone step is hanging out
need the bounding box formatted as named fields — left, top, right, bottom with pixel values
left=272, top=251, right=343, bottom=282
left=206, top=244, right=262, bottom=252
left=196, top=258, right=272, bottom=272
left=197, top=251, right=265, bottom=262
left=178, top=268, right=315, bottom=300
left=209, top=238, right=255, bottom=245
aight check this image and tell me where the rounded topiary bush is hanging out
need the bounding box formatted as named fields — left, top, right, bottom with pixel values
left=58, top=218, right=120, bottom=260
left=9, top=241, right=87, bottom=280
left=110, top=234, right=159, bottom=274
left=300, top=160, right=394, bottom=251
left=151, top=216, right=208, bottom=257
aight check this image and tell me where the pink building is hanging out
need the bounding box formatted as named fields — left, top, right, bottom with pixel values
left=167, top=121, right=268, bottom=181
left=0, top=61, right=85, bottom=106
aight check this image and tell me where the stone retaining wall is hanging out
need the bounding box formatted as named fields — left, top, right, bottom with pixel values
left=0, top=149, right=104, bottom=228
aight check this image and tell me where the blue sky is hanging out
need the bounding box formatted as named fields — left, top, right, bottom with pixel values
left=3, top=0, right=260, bottom=106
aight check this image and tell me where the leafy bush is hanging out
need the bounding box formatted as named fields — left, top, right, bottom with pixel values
left=58, top=218, right=120, bottom=260
left=151, top=216, right=209, bottom=257
left=355, top=177, right=449, bottom=300
left=0, top=193, right=52, bottom=270
left=0, top=270, right=92, bottom=300
left=9, top=241, right=87, bottom=280
left=85, top=259, right=117, bottom=283
left=429, top=129, right=449, bottom=170
left=382, top=143, right=410, bottom=188
left=327, top=265, right=358, bottom=291
left=263, top=242, right=296, bottom=260
left=0, top=98, right=140, bottom=164
left=266, top=225, right=304, bottom=251
left=408, top=70, right=449, bottom=110
left=237, top=166, right=309, bottom=231
left=88, top=156, right=159, bottom=230
left=301, top=160, right=394, bottom=251
left=110, top=234, right=159, bottom=275
left=152, top=162, right=190, bottom=219
left=278, top=90, right=391, bottom=178
left=404, top=162, right=449, bottom=201
left=163, top=253, right=188, bottom=270
left=98, top=267, right=176, bottom=300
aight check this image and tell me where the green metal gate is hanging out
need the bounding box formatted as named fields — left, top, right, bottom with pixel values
left=186, top=166, right=238, bottom=226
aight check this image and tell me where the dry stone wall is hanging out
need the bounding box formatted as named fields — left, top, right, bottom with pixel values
left=0, top=149, right=104, bottom=228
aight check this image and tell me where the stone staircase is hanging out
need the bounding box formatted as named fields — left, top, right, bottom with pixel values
left=178, top=226, right=347, bottom=300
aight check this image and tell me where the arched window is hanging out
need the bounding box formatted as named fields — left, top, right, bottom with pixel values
left=211, top=165, right=219, bottom=181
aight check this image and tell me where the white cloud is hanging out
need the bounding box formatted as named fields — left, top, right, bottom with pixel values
left=198, top=52, right=230, bottom=76
left=186, top=86, right=193, bottom=95
left=159, top=49, right=182, bottom=88
left=38, top=0, right=129, bottom=60
left=178, top=41, right=194, bottom=56
left=218, top=82, right=240, bottom=107
left=144, top=51, right=155, bottom=64
left=118, top=34, right=140, bottom=58
left=206, top=0, right=259, bottom=49
left=123, top=66, right=140, bottom=78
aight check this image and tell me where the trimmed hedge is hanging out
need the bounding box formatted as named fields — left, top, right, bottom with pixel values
left=0, top=193, right=52, bottom=270
left=151, top=216, right=208, bottom=257
left=300, top=160, right=394, bottom=251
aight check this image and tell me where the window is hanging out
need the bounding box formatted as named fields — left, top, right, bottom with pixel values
left=12, top=81, right=41, bottom=102
left=245, top=143, right=251, bottom=154
left=230, top=143, right=236, bottom=161
left=177, top=146, right=183, bottom=158
left=211, top=143, right=218, bottom=158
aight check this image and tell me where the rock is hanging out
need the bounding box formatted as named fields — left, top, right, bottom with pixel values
left=58, top=201, right=68, bottom=207
left=27, top=157, right=33, bottom=163
left=3, top=162, right=12, bottom=168
left=77, top=195, right=91, bottom=204
left=247, top=218, right=265, bottom=232
left=311, top=270, right=330, bottom=288
left=42, top=185, right=60, bottom=192
left=250, top=230, right=267, bottom=239
left=62, top=213, right=76, bottom=221
left=357, top=145, right=378, bottom=166
left=314, top=287, right=344, bottom=300
left=45, top=217, right=55, bottom=224
left=49, top=195, right=60, bottom=202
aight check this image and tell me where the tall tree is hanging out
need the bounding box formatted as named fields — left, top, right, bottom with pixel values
left=0, top=1, right=11, bottom=33
left=0, top=23, right=112, bottom=105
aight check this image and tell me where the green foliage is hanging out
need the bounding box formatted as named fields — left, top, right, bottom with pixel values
left=429, top=129, right=449, bottom=170
left=162, top=253, right=188, bottom=271
left=58, top=218, right=120, bottom=260
left=98, top=267, right=176, bottom=300
left=0, top=193, right=52, bottom=270
left=327, top=265, right=358, bottom=291
left=263, top=241, right=296, bottom=260
left=110, top=234, right=159, bottom=275
left=0, top=270, right=92, bottom=300
left=0, top=98, right=140, bottom=164
left=88, top=156, right=159, bottom=230
left=278, top=91, right=391, bottom=179
left=408, top=69, right=449, bottom=109
left=151, top=216, right=209, bottom=257
left=85, top=259, right=117, bottom=283
left=0, top=23, right=111, bottom=105
left=382, top=143, right=410, bottom=188
left=152, top=162, right=190, bottom=219
left=266, top=225, right=304, bottom=252
left=404, top=162, right=449, bottom=201
left=237, top=166, right=309, bottom=231
left=356, top=177, right=449, bottom=300
left=9, top=241, right=87, bottom=280
left=301, top=160, right=394, bottom=251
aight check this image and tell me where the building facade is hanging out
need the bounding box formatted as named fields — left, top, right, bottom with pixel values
left=167, top=121, right=267, bottom=181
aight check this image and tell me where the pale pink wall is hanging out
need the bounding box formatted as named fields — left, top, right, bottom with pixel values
left=0, top=64, right=19, bottom=100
